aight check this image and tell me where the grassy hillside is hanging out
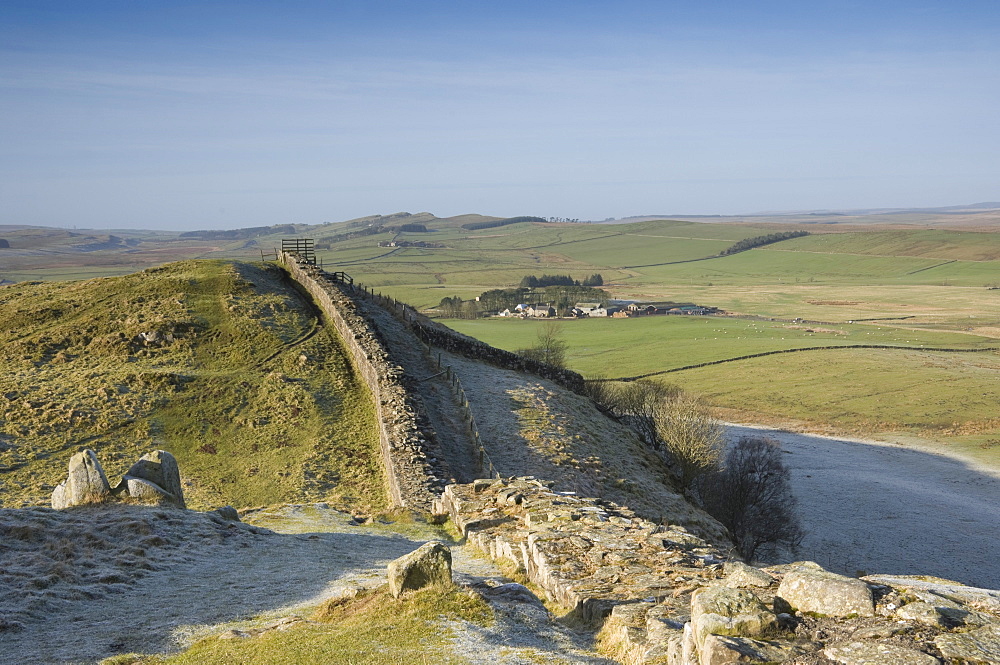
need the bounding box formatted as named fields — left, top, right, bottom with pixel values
left=0, top=260, right=385, bottom=512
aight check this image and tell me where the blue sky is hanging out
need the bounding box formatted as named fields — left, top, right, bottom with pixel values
left=2, top=1, right=998, bottom=230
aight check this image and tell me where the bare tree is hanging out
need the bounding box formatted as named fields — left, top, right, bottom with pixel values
left=517, top=321, right=568, bottom=368
left=698, top=436, right=804, bottom=563
left=609, top=380, right=680, bottom=447
left=654, top=393, right=724, bottom=488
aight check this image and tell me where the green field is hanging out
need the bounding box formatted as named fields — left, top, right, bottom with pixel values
left=443, top=316, right=996, bottom=378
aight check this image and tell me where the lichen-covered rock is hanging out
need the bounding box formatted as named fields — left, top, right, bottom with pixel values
left=824, top=640, right=939, bottom=665
left=387, top=541, right=452, bottom=598
left=935, top=623, right=1000, bottom=664
left=123, top=477, right=177, bottom=506
left=51, top=449, right=111, bottom=509
left=700, top=634, right=814, bottom=665
left=777, top=566, right=874, bottom=617
left=895, top=601, right=950, bottom=627
left=864, top=574, right=1000, bottom=614
left=122, top=450, right=185, bottom=508
left=722, top=562, right=774, bottom=589
left=690, top=585, right=779, bottom=650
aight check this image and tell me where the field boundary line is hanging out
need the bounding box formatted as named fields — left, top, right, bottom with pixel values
left=597, top=344, right=1000, bottom=382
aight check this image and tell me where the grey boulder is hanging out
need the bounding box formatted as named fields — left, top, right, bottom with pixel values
left=387, top=541, right=452, bottom=598
left=51, top=449, right=112, bottom=509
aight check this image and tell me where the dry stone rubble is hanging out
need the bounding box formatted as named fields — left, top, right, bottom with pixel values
left=438, top=477, right=1000, bottom=664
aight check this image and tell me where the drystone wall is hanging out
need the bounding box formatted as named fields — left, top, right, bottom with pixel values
left=404, top=314, right=587, bottom=394
left=281, top=255, right=445, bottom=510
left=438, top=477, right=1000, bottom=665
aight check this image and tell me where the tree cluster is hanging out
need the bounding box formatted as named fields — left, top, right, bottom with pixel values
left=461, top=216, right=546, bottom=231
left=475, top=284, right=608, bottom=316
left=392, top=223, right=428, bottom=233
left=584, top=379, right=803, bottom=562
left=719, top=231, right=809, bottom=256
left=437, top=296, right=480, bottom=319
left=519, top=273, right=603, bottom=288
left=178, top=224, right=298, bottom=240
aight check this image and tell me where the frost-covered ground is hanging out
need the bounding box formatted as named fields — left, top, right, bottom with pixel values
left=727, top=424, right=1000, bottom=589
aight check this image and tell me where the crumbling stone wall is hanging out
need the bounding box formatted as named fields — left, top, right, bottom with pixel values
left=282, top=255, right=444, bottom=510
left=404, top=314, right=587, bottom=394
left=439, top=477, right=1000, bottom=665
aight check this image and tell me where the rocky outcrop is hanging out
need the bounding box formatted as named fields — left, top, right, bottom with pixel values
left=118, top=449, right=185, bottom=508
left=439, top=477, right=1000, bottom=665
left=935, top=623, right=1000, bottom=663
left=776, top=566, right=874, bottom=618
left=52, top=449, right=185, bottom=510
left=51, top=449, right=112, bottom=509
left=387, top=541, right=453, bottom=598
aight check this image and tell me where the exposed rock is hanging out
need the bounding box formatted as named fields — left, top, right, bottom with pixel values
left=700, top=634, right=814, bottom=665
left=51, top=449, right=112, bottom=509
left=690, top=585, right=779, bottom=650
left=723, top=561, right=774, bottom=588
left=122, top=450, right=185, bottom=508
left=124, top=477, right=177, bottom=506
left=824, top=640, right=939, bottom=665
left=864, top=574, right=1000, bottom=614
left=214, top=506, right=241, bottom=521
left=935, top=623, right=1000, bottom=664
left=777, top=566, right=874, bottom=617
left=482, top=582, right=543, bottom=606
left=851, top=624, right=908, bottom=640
left=440, top=480, right=1000, bottom=664
left=895, top=601, right=950, bottom=627
left=387, top=541, right=452, bottom=598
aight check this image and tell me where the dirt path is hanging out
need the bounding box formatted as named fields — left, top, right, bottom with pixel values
left=1, top=505, right=612, bottom=664
left=351, top=295, right=481, bottom=484
left=726, top=424, right=1000, bottom=589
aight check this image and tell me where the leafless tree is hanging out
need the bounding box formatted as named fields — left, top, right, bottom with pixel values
left=698, top=436, right=804, bottom=563
left=517, top=321, right=568, bottom=368
left=654, top=392, right=724, bottom=488
left=613, top=380, right=680, bottom=447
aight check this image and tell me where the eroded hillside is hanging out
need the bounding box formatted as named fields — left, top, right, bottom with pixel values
left=0, top=261, right=385, bottom=512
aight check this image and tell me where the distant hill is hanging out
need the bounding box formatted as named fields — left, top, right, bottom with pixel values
left=606, top=203, right=1000, bottom=228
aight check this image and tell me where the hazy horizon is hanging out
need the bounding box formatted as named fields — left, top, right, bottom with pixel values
left=2, top=1, right=999, bottom=231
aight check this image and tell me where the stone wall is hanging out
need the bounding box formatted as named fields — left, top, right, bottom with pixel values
left=343, top=279, right=585, bottom=393
left=438, top=477, right=1000, bottom=665
left=282, top=255, right=445, bottom=510
left=404, top=314, right=587, bottom=394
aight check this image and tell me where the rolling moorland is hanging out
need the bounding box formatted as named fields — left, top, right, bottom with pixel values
left=2, top=208, right=1000, bottom=663
left=3, top=209, right=1000, bottom=466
